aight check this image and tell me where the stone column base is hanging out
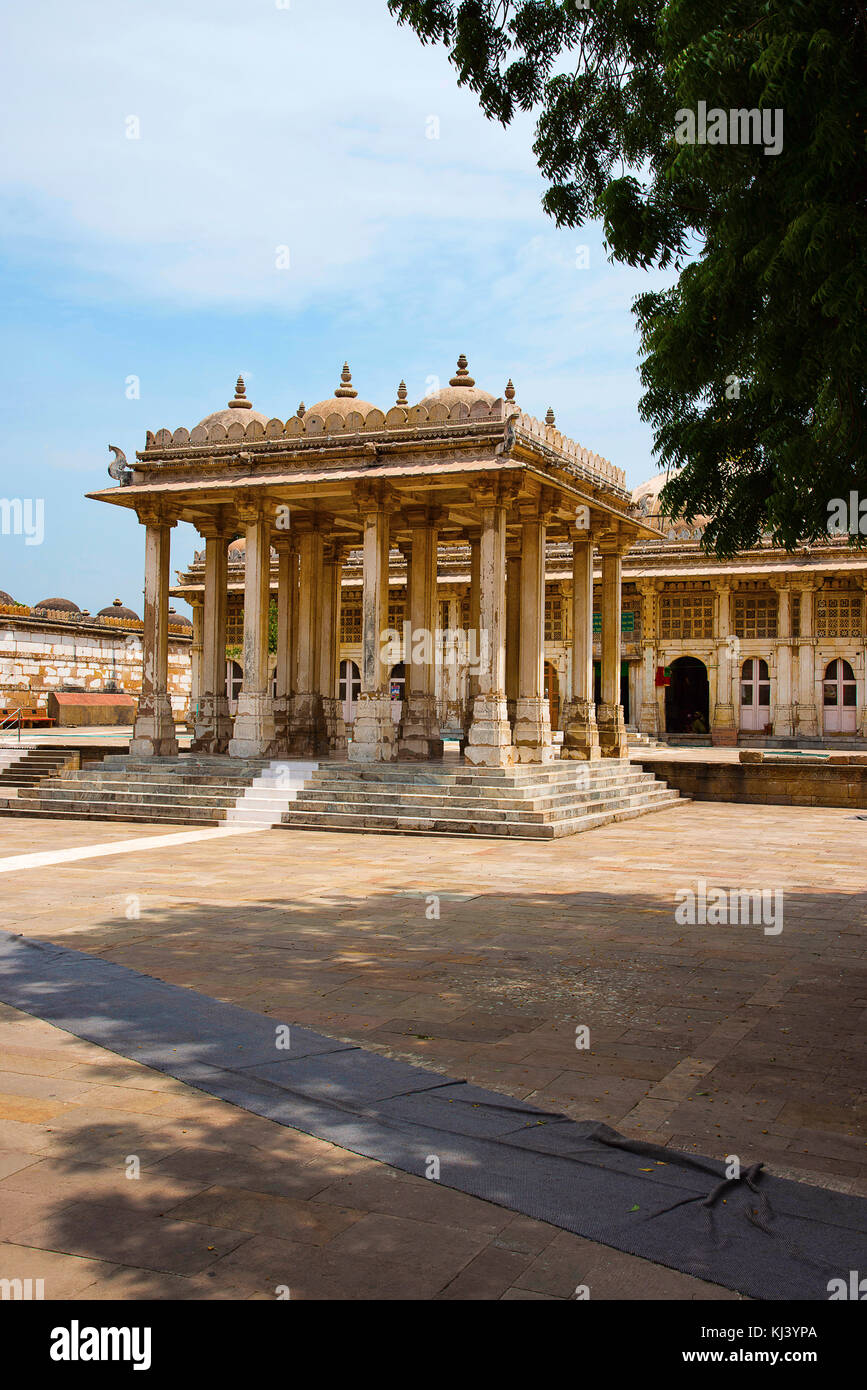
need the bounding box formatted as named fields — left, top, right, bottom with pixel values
left=192, top=694, right=232, bottom=754
left=348, top=693, right=398, bottom=762
left=711, top=728, right=739, bottom=747
left=560, top=699, right=600, bottom=760
left=795, top=708, right=819, bottom=738
left=513, top=696, right=553, bottom=763
left=131, top=695, right=179, bottom=758
left=465, top=695, right=514, bottom=767
left=288, top=692, right=325, bottom=757
left=228, top=692, right=278, bottom=758
left=399, top=693, right=444, bottom=760
left=321, top=695, right=347, bottom=755
left=637, top=700, right=659, bottom=738
left=773, top=705, right=795, bottom=739
left=596, top=701, right=628, bottom=759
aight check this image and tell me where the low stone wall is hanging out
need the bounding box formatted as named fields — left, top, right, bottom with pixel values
left=633, top=755, right=867, bottom=809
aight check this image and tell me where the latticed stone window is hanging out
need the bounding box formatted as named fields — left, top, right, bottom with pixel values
left=387, top=602, right=405, bottom=630
left=545, top=589, right=563, bottom=641
left=460, top=596, right=471, bottom=631
left=439, top=599, right=451, bottom=631
left=791, top=593, right=801, bottom=638
left=734, top=592, right=778, bottom=639
left=226, top=598, right=244, bottom=646
left=660, top=590, right=714, bottom=640
left=340, top=601, right=362, bottom=643
left=816, top=591, right=863, bottom=638
left=622, top=598, right=641, bottom=640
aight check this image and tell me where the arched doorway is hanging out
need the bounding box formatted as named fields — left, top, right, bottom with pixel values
left=226, top=659, right=242, bottom=714
left=740, top=657, right=770, bottom=731
left=339, top=659, right=361, bottom=727
left=389, top=662, right=405, bottom=724
left=544, top=662, right=560, bottom=731
left=823, top=658, right=857, bottom=733
left=665, top=656, right=709, bottom=734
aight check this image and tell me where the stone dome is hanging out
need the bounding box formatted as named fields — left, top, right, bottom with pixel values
left=632, top=472, right=710, bottom=535
left=416, top=355, right=497, bottom=412
left=33, top=596, right=81, bottom=614
left=168, top=607, right=192, bottom=628
left=306, top=363, right=377, bottom=421
left=0, top=590, right=16, bottom=606
left=97, top=598, right=140, bottom=621
left=196, top=376, right=269, bottom=431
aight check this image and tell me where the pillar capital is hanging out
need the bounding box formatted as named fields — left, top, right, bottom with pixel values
left=234, top=491, right=266, bottom=527
left=353, top=479, right=399, bottom=516
left=135, top=503, right=176, bottom=530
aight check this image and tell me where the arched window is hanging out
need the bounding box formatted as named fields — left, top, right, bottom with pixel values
left=226, top=660, right=243, bottom=702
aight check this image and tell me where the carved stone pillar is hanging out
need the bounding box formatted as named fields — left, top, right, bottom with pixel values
left=465, top=480, right=514, bottom=767
left=399, top=510, right=443, bottom=759
left=711, top=582, right=738, bottom=746
left=772, top=581, right=794, bottom=737
left=794, top=581, right=818, bottom=736
left=636, top=580, right=660, bottom=737
left=228, top=496, right=277, bottom=758
left=597, top=536, right=628, bottom=758
left=131, top=507, right=179, bottom=758
left=513, top=504, right=553, bottom=762
left=349, top=485, right=398, bottom=761
left=273, top=533, right=297, bottom=754
left=193, top=519, right=233, bottom=753
left=505, top=544, right=521, bottom=730
left=561, top=533, right=600, bottom=758
left=462, top=529, right=481, bottom=743
left=320, top=540, right=348, bottom=754
left=289, top=517, right=326, bottom=756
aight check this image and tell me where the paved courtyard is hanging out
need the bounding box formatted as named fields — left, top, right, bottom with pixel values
left=0, top=799, right=864, bottom=1298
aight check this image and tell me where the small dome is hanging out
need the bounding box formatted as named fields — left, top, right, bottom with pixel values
left=168, top=607, right=192, bottom=628
left=306, top=363, right=377, bottom=421
left=196, top=376, right=269, bottom=431
left=0, top=590, right=16, bottom=605
left=34, top=597, right=81, bottom=614
left=632, top=472, right=710, bottom=530
left=97, top=598, right=140, bottom=621
left=416, top=355, right=497, bottom=412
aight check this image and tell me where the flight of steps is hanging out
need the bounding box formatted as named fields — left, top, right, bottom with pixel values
left=0, top=745, right=79, bottom=789
left=277, top=759, right=686, bottom=839
left=7, top=756, right=314, bottom=827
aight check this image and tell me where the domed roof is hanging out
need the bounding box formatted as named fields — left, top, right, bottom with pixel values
left=416, top=355, right=497, bottom=412
left=632, top=472, right=710, bottom=535
left=97, top=598, right=140, bottom=621
left=196, top=376, right=269, bottom=431
left=306, top=363, right=377, bottom=421
left=168, top=607, right=192, bottom=628
left=34, top=597, right=80, bottom=614
left=0, top=590, right=16, bottom=606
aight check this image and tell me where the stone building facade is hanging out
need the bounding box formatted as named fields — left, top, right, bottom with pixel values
left=0, top=593, right=192, bottom=723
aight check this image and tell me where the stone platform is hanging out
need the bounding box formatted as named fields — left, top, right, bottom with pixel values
left=0, top=754, right=684, bottom=839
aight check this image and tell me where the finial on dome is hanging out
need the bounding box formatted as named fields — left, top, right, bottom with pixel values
left=334, top=362, right=358, bottom=399
left=396, top=380, right=408, bottom=406
left=449, top=353, right=475, bottom=388
left=229, top=376, right=252, bottom=410
left=113, top=598, right=122, bottom=607
left=297, top=402, right=306, bottom=418
left=545, top=406, right=556, bottom=426
left=505, top=379, right=516, bottom=402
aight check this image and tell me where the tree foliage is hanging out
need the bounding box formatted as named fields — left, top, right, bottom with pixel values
left=389, top=0, right=867, bottom=554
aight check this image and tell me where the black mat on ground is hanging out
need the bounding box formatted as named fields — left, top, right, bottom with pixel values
left=2, top=932, right=865, bottom=1300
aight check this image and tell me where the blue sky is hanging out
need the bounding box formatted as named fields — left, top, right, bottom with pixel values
left=0, top=0, right=673, bottom=615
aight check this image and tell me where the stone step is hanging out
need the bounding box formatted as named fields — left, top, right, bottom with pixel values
left=17, top=787, right=236, bottom=811
left=293, top=777, right=663, bottom=814
left=287, top=782, right=677, bottom=826
left=278, top=790, right=685, bottom=839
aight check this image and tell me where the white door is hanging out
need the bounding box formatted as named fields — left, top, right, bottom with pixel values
left=740, top=658, right=771, bottom=731
left=226, top=660, right=243, bottom=715
left=339, top=660, right=361, bottom=727
left=823, top=659, right=857, bottom=733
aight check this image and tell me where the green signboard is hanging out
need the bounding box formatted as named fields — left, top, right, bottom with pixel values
left=593, top=611, right=635, bottom=635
